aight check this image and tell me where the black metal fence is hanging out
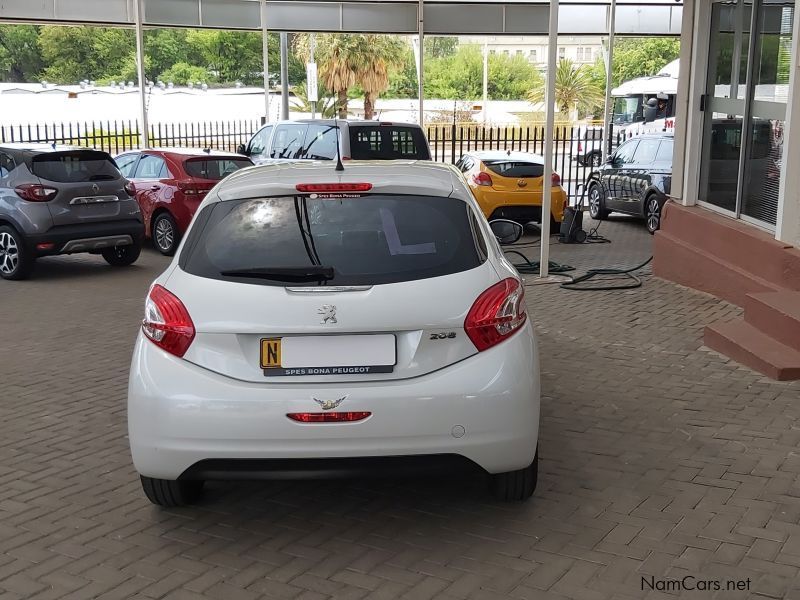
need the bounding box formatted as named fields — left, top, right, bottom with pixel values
left=1, top=119, right=620, bottom=200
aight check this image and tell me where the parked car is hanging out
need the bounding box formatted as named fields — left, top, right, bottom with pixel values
left=456, top=151, right=568, bottom=228
left=0, top=144, right=144, bottom=280
left=115, top=149, right=253, bottom=255
left=570, top=125, right=605, bottom=167
left=128, top=160, right=540, bottom=507
left=238, top=120, right=432, bottom=164
left=586, top=133, right=673, bottom=234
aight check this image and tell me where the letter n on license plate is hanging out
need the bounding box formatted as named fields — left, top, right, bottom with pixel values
left=260, top=338, right=281, bottom=369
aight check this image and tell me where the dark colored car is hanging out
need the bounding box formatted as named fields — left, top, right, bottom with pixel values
left=239, top=119, right=432, bottom=164
left=586, top=133, right=673, bottom=234
left=0, top=145, right=144, bottom=280
left=115, top=149, right=253, bottom=255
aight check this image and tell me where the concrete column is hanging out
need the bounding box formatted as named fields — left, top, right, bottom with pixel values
left=776, top=1, right=800, bottom=247
left=539, top=0, right=559, bottom=277
left=671, top=0, right=695, bottom=202
left=418, top=0, right=424, bottom=125
left=261, top=0, right=271, bottom=122
left=133, top=0, right=149, bottom=148
left=601, top=0, right=616, bottom=163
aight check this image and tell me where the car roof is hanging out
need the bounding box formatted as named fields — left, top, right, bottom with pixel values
left=467, top=150, right=545, bottom=164
left=214, top=160, right=461, bottom=202
left=261, top=119, right=423, bottom=129
left=122, top=148, right=246, bottom=159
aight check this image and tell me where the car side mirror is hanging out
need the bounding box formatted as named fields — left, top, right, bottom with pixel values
left=644, top=104, right=657, bottom=124
left=237, top=144, right=248, bottom=156
left=490, top=219, right=523, bottom=245
left=606, top=155, right=616, bottom=165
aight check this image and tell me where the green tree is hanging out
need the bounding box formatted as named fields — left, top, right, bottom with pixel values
left=38, top=26, right=134, bottom=83
left=145, top=29, right=190, bottom=80
left=424, top=46, right=542, bottom=100
left=528, top=58, right=604, bottom=118
left=610, top=37, right=680, bottom=87
left=425, top=37, right=458, bottom=59
left=290, top=82, right=337, bottom=118
left=158, top=62, right=214, bottom=85
left=0, top=25, right=43, bottom=82
left=295, top=34, right=406, bottom=119
left=387, top=44, right=418, bottom=99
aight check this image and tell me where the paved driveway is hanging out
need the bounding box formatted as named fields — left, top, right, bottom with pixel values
left=2, top=217, right=800, bottom=600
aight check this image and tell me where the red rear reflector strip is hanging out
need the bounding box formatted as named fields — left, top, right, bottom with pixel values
left=295, top=183, right=372, bottom=192
left=36, top=243, right=55, bottom=251
left=287, top=412, right=371, bottom=423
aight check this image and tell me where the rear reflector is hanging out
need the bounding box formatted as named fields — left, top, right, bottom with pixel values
left=36, top=242, right=55, bottom=251
left=287, top=412, right=371, bottom=423
left=296, top=183, right=372, bottom=193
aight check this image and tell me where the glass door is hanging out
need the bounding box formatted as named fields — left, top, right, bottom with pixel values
left=698, top=0, right=793, bottom=228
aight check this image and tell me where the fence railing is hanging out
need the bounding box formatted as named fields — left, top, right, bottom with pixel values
left=1, top=119, right=622, bottom=201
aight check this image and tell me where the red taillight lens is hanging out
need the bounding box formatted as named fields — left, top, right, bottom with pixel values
left=551, top=172, right=561, bottom=186
left=124, top=181, right=136, bottom=196
left=15, top=184, right=57, bottom=202
left=142, top=284, right=195, bottom=358
left=177, top=180, right=212, bottom=196
left=578, top=141, right=583, bottom=153
left=472, top=171, right=493, bottom=187
left=465, top=278, right=527, bottom=352
left=287, top=412, right=371, bottom=423
left=296, top=183, right=372, bottom=192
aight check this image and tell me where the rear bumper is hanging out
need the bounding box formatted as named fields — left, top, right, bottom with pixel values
left=26, top=219, right=144, bottom=256
left=128, top=322, right=540, bottom=480
left=482, top=189, right=568, bottom=223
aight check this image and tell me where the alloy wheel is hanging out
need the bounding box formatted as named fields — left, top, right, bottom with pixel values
left=646, top=197, right=661, bottom=232
left=0, top=231, right=19, bottom=275
left=589, top=187, right=601, bottom=218
left=155, top=217, right=175, bottom=252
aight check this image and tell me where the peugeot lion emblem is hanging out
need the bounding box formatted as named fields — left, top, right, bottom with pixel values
left=318, top=304, right=337, bottom=324
left=314, top=395, right=347, bottom=410
left=91, top=183, right=100, bottom=194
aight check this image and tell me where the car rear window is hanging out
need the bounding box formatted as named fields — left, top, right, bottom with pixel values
left=31, top=150, right=120, bottom=183
left=348, top=126, right=430, bottom=160
left=181, top=194, right=484, bottom=286
left=483, top=160, right=544, bottom=178
left=184, top=157, right=253, bottom=180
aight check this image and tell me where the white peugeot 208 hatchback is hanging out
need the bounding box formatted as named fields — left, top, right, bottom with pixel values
left=128, top=160, right=540, bottom=507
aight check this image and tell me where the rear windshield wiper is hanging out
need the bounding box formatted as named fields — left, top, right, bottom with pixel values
left=220, top=266, right=335, bottom=282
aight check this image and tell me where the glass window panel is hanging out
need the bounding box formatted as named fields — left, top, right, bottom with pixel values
left=699, top=115, right=744, bottom=213
left=741, top=118, right=784, bottom=224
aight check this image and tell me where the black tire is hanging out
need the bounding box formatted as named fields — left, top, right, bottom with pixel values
left=644, top=194, right=663, bottom=235
left=490, top=451, right=538, bottom=502
left=152, top=212, right=180, bottom=256
left=140, top=475, right=204, bottom=507
left=0, top=225, right=35, bottom=281
left=101, top=239, right=142, bottom=267
left=587, top=183, right=610, bottom=220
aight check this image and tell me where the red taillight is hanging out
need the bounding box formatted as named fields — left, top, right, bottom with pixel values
left=472, top=171, right=493, bottom=187
left=142, top=284, right=195, bottom=358
left=551, top=172, right=561, bottom=186
left=177, top=180, right=212, bottom=196
left=124, top=181, right=136, bottom=196
left=295, top=183, right=372, bottom=192
left=287, top=412, right=371, bottom=423
left=15, top=184, right=57, bottom=202
left=465, top=278, right=527, bottom=352
left=578, top=141, right=583, bottom=153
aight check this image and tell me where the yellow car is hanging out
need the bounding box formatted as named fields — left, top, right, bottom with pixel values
left=456, top=151, right=568, bottom=227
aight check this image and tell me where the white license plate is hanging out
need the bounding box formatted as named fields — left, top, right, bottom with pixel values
left=261, top=334, right=396, bottom=377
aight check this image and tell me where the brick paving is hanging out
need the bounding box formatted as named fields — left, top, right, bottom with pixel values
left=2, top=215, right=800, bottom=600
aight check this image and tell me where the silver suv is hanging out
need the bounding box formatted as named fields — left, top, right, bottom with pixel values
left=238, top=120, right=432, bottom=164
left=0, top=145, right=145, bottom=280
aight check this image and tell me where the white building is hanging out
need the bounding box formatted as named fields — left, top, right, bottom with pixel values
left=459, top=35, right=604, bottom=68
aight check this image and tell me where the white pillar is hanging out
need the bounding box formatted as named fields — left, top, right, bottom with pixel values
left=776, top=0, right=800, bottom=246
left=540, top=0, right=559, bottom=277
left=670, top=0, right=695, bottom=202
left=482, top=40, right=489, bottom=125
left=261, top=0, right=271, bottom=122
left=418, top=0, right=425, bottom=126
left=601, top=0, right=616, bottom=163
left=133, top=0, right=149, bottom=148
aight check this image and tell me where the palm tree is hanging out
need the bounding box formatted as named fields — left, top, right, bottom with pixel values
left=528, top=58, right=605, bottom=119
left=290, top=82, right=337, bottom=118
left=295, top=34, right=406, bottom=119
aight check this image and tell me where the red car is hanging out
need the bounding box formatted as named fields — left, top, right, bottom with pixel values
left=115, top=149, right=253, bottom=255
